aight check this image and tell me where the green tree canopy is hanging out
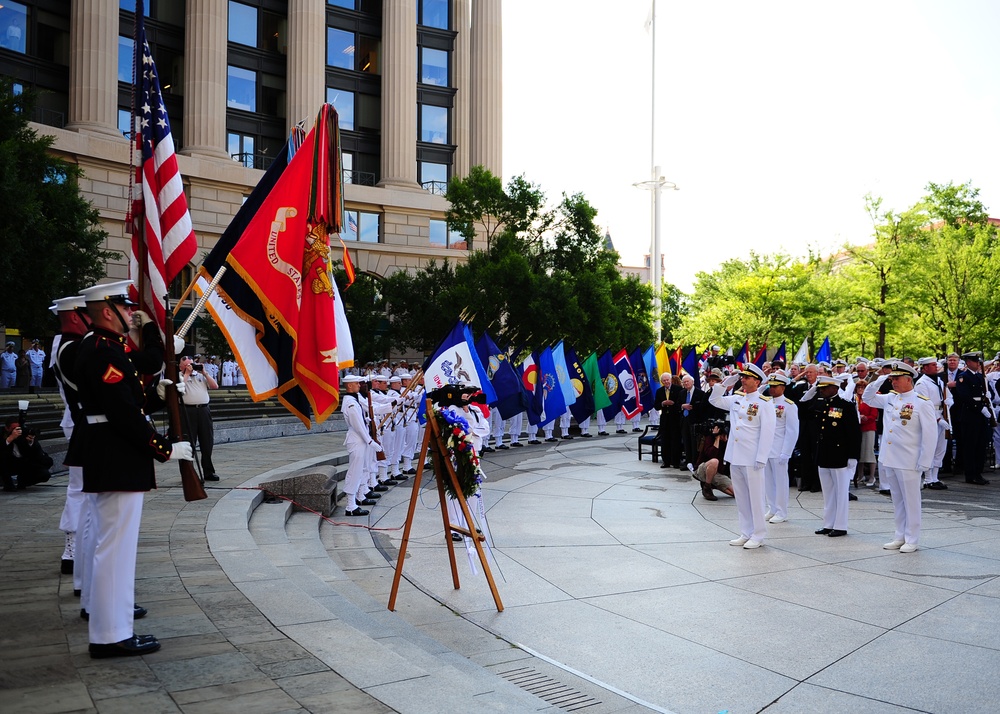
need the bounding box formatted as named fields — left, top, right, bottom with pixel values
left=0, top=80, right=117, bottom=337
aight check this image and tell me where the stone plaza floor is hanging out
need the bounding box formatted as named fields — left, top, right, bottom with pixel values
left=2, top=429, right=999, bottom=713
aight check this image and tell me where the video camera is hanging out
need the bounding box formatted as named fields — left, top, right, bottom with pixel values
left=427, top=384, right=487, bottom=408
left=696, top=418, right=729, bottom=437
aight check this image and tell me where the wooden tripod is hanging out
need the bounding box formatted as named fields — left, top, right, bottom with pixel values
left=387, top=400, right=504, bottom=613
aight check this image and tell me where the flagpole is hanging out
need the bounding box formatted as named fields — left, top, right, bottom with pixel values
left=175, top=266, right=227, bottom=339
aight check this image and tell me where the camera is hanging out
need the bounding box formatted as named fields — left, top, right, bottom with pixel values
left=697, top=418, right=729, bottom=436
left=427, top=384, right=486, bottom=408
left=193, top=363, right=204, bottom=372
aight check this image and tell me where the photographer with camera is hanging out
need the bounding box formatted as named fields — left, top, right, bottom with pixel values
left=180, top=354, right=219, bottom=482
left=1, top=416, right=53, bottom=491
left=688, top=419, right=735, bottom=501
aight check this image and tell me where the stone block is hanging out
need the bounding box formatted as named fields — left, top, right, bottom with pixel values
left=258, top=465, right=340, bottom=517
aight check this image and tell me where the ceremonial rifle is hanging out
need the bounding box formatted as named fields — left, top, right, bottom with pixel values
left=367, top=388, right=387, bottom=461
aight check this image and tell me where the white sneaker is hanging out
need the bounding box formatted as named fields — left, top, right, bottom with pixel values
left=769, top=515, right=786, bottom=523
left=729, top=536, right=749, bottom=546
left=883, top=539, right=905, bottom=550
left=899, top=543, right=919, bottom=553
left=743, top=539, right=764, bottom=549
left=763, top=511, right=774, bottom=521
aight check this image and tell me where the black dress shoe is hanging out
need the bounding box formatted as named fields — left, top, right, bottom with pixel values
left=660, top=463, right=669, bottom=468
left=848, top=493, right=858, bottom=501
left=581, top=433, right=593, bottom=438
left=392, top=474, right=408, bottom=482
left=89, top=635, right=161, bottom=659
left=545, top=437, right=558, bottom=442
left=345, top=508, right=370, bottom=516
left=879, top=489, right=891, bottom=495
left=815, top=528, right=832, bottom=535
left=827, top=529, right=848, bottom=537
left=561, top=435, right=574, bottom=440
left=359, top=498, right=378, bottom=506
left=405, top=468, right=417, bottom=474
left=598, top=431, right=609, bottom=436
left=616, top=429, right=627, bottom=434
left=373, top=484, right=390, bottom=492
left=61, top=559, right=74, bottom=575
left=632, top=428, right=642, bottom=433
left=528, top=440, right=541, bottom=445
left=497, top=444, right=510, bottom=450
left=74, top=589, right=81, bottom=598
left=204, top=473, right=220, bottom=482
left=365, top=492, right=382, bottom=499
left=967, top=478, right=990, bottom=485
left=925, top=481, right=948, bottom=490
left=482, top=446, right=495, bottom=453
left=510, top=442, right=524, bottom=447
left=450, top=532, right=463, bottom=542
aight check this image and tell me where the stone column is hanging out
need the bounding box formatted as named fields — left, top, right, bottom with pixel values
left=182, top=0, right=230, bottom=159
left=452, top=0, right=471, bottom=178
left=470, top=0, right=502, bottom=176
left=66, top=0, right=123, bottom=138
left=287, top=0, right=325, bottom=132
left=378, top=0, right=419, bottom=188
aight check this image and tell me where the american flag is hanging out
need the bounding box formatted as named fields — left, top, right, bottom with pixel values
left=129, top=6, right=196, bottom=332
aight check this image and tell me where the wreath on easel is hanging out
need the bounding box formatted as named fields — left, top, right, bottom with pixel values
left=433, top=406, right=484, bottom=500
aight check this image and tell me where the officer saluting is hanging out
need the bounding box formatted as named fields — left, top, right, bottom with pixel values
left=74, top=281, right=192, bottom=658
left=863, top=361, right=938, bottom=552
left=709, top=363, right=775, bottom=549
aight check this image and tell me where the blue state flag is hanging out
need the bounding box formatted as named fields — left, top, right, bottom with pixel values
left=599, top=349, right=624, bottom=420
left=630, top=346, right=654, bottom=414
left=816, top=336, right=832, bottom=364
left=476, top=332, right=529, bottom=419
left=537, top=345, right=566, bottom=427
left=643, top=344, right=658, bottom=386
left=681, top=346, right=700, bottom=378
left=552, top=341, right=578, bottom=409
left=773, top=341, right=787, bottom=365
left=566, top=345, right=595, bottom=424
left=423, top=321, right=497, bottom=404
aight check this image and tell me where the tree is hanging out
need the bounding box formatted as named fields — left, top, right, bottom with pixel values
left=0, top=80, right=117, bottom=337
left=445, top=165, right=548, bottom=252
left=337, top=270, right=394, bottom=360
left=659, top=283, right=689, bottom=344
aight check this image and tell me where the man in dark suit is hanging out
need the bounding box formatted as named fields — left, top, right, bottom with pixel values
left=952, top=351, right=993, bottom=485
left=678, top=374, right=706, bottom=468
left=789, top=364, right=821, bottom=491
left=654, top=374, right=684, bottom=468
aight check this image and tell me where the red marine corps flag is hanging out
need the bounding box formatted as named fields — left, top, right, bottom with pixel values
left=129, top=1, right=197, bottom=329
left=223, top=105, right=345, bottom=422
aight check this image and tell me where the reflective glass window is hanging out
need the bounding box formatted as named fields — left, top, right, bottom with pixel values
left=228, top=132, right=255, bottom=167
left=420, top=48, right=448, bottom=86
left=328, top=0, right=355, bottom=8
left=357, top=34, right=379, bottom=74
left=419, top=162, right=448, bottom=194
left=342, top=151, right=354, bottom=184
left=429, top=219, right=447, bottom=246
left=341, top=210, right=360, bottom=241
left=327, top=27, right=354, bottom=69
left=420, top=0, right=448, bottom=30
left=118, top=36, right=134, bottom=83
left=119, top=0, right=150, bottom=14
left=420, top=104, right=448, bottom=144
left=118, top=109, right=132, bottom=136
left=228, top=2, right=258, bottom=46
left=358, top=212, right=380, bottom=243
left=227, top=66, right=256, bottom=111
left=1, top=2, right=27, bottom=54
left=326, top=87, right=355, bottom=131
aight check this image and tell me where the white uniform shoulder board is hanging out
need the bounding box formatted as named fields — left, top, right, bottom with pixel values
left=889, top=390, right=898, bottom=395
left=783, top=396, right=795, bottom=405
left=917, top=394, right=929, bottom=401
left=759, top=395, right=772, bottom=401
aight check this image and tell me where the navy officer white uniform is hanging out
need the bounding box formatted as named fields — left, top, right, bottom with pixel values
left=763, top=373, right=799, bottom=524
left=914, top=356, right=950, bottom=490
left=341, top=375, right=382, bottom=516
left=74, top=280, right=192, bottom=658
left=709, top=363, right=776, bottom=549
left=863, top=361, right=938, bottom=552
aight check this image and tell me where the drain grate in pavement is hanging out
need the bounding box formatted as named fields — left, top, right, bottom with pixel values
left=497, top=666, right=602, bottom=711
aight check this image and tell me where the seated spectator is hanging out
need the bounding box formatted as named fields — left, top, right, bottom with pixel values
left=1, top=417, right=53, bottom=491
left=688, top=419, right=735, bottom=501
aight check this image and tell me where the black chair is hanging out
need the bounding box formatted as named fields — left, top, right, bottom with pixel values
left=638, top=424, right=660, bottom=462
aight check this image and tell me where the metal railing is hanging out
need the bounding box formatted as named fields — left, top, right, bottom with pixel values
left=231, top=152, right=275, bottom=170
left=421, top=180, right=447, bottom=196
left=343, top=169, right=376, bottom=186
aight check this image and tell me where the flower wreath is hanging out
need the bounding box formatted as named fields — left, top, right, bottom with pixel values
left=433, top=406, right=484, bottom=500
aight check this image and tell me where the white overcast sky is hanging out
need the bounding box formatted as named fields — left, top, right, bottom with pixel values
left=501, top=0, right=1000, bottom=291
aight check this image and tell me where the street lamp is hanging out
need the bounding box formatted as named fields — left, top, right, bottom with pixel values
left=633, top=167, right=678, bottom=339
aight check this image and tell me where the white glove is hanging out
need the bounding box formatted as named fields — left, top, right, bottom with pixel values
left=754, top=462, right=766, bottom=472
left=722, top=374, right=740, bottom=389
left=371, top=441, right=384, bottom=453
left=169, top=441, right=193, bottom=461
left=173, top=335, right=185, bottom=354
left=156, top=378, right=187, bottom=399
left=873, top=373, right=889, bottom=386
left=944, top=396, right=954, bottom=408
left=983, top=407, right=992, bottom=418
left=801, top=384, right=817, bottom=401
left=847, top=459, right=858, bottom=471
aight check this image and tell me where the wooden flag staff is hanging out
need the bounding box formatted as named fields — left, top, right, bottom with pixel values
left=387, top=398, right=504, bottom=613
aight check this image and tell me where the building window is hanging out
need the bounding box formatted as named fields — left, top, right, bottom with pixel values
left=419, top=161, right=448, bottom=194
left=429, top=219, right=464, bottom=248
left=326, top=87, right=355, bottom=131
left=327, top=27, right=354, bottom=69
left=228, top=132, right=255, bottom=167
left=117, top=36, right=134, bottom=83
left=1, top=1, right=27, bottom=54
left=341, top=210, right=380, bottom=243
left=420, top=104, right=448, bottom=144
left=342, top=151, right=354, bottom=184
left=118, top=109, right=132, bottom=137
left=420, top=0, right=448, bottom=30
left=228, top=1, right=257, bottom=46
left=227, top=65, right=256, bottom=111
left=328, top=0, right=355, bottom=9
left=420, top=47, right=448, bottom=87
left=357, top=34, right=379, bottom=74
